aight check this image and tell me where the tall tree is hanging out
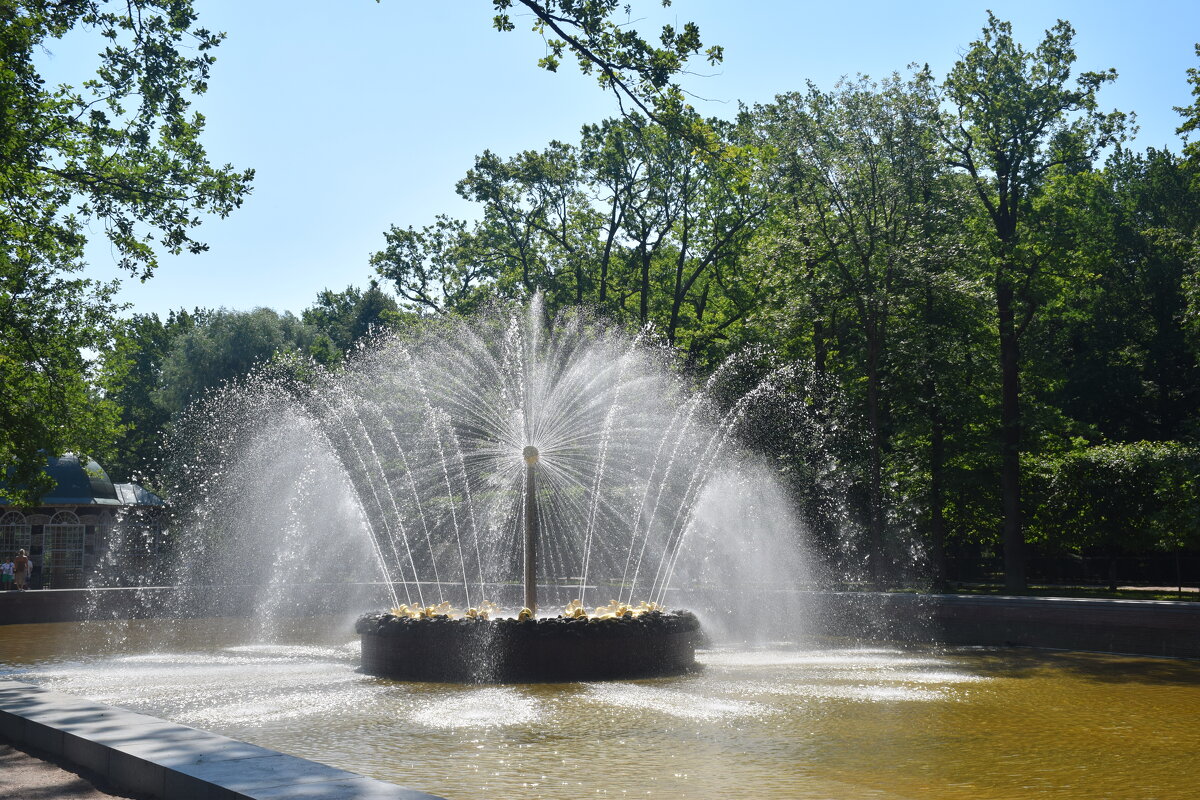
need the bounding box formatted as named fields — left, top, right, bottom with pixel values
left=0, top=262, right=122, bottom=501
left=374, top=110, right=768, bottom=369
left=1, top=1, right=251, bottom=493
left=371, top=215, right=500, bottom=315
left=755, top=72, right=953, bottom=582
left=1173, top=44, right=1200, bottom=355
left=579, top=118, right=640, bottom=309
left=455, top=144, right=584, bottom=306
left=98, top=310, right=197, bottom=482
left=1028, top=149, right=1200, bottom=444
left=941, top=13, right=1128, bottom=590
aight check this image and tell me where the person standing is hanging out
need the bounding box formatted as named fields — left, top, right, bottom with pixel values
left=13, top=549, right=30, bottom=591
left=1, top=558, right=12, bottom=590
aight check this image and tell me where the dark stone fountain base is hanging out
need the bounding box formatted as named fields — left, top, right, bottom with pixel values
left=356, top=611, right=702, bottom=683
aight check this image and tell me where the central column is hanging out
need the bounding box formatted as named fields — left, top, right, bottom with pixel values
left=522, top=445, right=540, bottom=614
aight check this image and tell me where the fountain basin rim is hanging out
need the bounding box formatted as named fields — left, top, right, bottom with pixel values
left=357, top=609, right=703, bottom=683
left=355, top=609, right=700, bottom=631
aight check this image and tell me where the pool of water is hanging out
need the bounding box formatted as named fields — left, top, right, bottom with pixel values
left=2, top=618, right=1198, bottom=799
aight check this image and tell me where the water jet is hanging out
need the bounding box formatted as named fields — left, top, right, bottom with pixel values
left=120, top=299, right=811, bottom=679
left=356, top=435, right=704, bottom=682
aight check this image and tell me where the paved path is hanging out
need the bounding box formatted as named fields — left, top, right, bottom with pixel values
left=0, top=739, right=148, bottom=800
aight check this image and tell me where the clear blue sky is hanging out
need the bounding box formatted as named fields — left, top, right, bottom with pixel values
left=40, top=1, right=1200, bottom=319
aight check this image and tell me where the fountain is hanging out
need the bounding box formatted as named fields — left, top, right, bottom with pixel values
left=356, top=435, right=703, bottom=682
left=138, top=297, right=810, bottom=679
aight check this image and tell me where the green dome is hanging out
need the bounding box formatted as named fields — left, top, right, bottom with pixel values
left=40, top=454, right=120, bottom=505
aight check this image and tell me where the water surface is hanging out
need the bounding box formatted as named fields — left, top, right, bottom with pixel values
left=2, top=619, right=1197, bottom=799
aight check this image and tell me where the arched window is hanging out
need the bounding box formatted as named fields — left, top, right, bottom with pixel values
left=0, top=511, right=31, bottom=561
left=45, top=510, right=86, bottom=588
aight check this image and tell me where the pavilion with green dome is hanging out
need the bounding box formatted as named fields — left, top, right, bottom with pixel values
left=0, top=455, right=163, bottom=589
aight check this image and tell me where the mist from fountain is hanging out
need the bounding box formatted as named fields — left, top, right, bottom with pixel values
left=100, top=298, right=814, bottom=641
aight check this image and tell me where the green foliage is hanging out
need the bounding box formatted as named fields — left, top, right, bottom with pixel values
left=96, top=283, right=406, bottom=487
left=9, top=8, right=1197, bottom=588
left=371, top=214, right=503, bottom=315
left=943, top=12, right=1129, bottom=231
left=490, top=0, right=721, bottom=128
left=1176, top=43, right=1200, bottom=169
left=97, top=310, right=197, bottom=483
left=1, top=1, right=250, bottom=497
left=1170, top=48, right=1200, bottom=356
left=372, top=112, right=770, bottom=368
left=0, top=259, right=122, bottom=503
left=301, top=280, right=406, bottom=364
left=940, top=12, right=1131, bottom=589
left=0, top=0, right=253, bottom=279
left=153, top=308, right=314, bottom=414
left=1033, top=441, right=1200, bottom=554
left=748, top=70, right=969, bottom=576
left=1028, top=149, right=1200, bottom=443
left=365, top=17, right=1200, bottom=586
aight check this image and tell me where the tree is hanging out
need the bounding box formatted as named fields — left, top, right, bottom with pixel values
left=98, top=310, right=197, bottom=483
left=754, top=72, right=958, bottom=582
left=302, top=280, right=405, bottom=363
left=941, top=13, right=1128, bottom=590
left=0, top=262, right=121, bottom=503
left=1035, top=442, right=1200, bottom=590
left=100, top=284, right=402, bottom=484
left=1029, top=148, right=1200, bottom=444
left=454, top=146, right=572, bottom=304
left=657, top=115, right=768, bottom=357
left=374, top=111, right=769, bottom=369
left=491, top=0, right=722, bottom=128
left=1176, top=44, right=1200, bottom=168
left=1, top=1, right=253, bottom=279
left=371, top=215, right=503, bottom=315
left=1, top=1, right=251, bottom=495
left=153, top=309, right=314, bottom=414
left=1173, top=44, right=1200, bottom=355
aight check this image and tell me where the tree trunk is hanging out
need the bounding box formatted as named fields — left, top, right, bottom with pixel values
left=808, top=258, right=828, bottom=374
left=599, top=204, right=619, bottom=305
left=923, top=285, right=949, bottom=592
left=668, top=253, right=685, bottom=346
left=997, top=274, right=1025, bottom=592
left=866, top=324, right=885, bottom=587
left=639, top=248, right=651, bottom=325
left=929, top=407, right=949, bottom=592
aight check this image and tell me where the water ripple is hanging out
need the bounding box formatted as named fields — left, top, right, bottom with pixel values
left=584, top=683, right=769, bottom=721
left=409, top=688, right=541, bottom=729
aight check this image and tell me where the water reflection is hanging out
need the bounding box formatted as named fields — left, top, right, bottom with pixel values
left=2, top=618, right=1198, bottom=799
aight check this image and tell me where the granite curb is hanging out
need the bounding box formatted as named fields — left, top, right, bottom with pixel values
left=812, top=592, right=1200, bottom=658
left=0, top=680, right=446, bottom=800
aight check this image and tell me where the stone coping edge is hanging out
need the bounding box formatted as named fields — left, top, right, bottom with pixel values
left=0, top=680, right=446, bottom=800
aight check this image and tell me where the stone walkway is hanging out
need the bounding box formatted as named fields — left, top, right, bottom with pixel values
left=0, top=739, right=148, bottom=800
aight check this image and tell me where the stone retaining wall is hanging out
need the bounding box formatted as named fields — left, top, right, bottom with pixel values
left=0, top=680, right=443, bottom=800
left=811, top=592, right=1200, bottom=659
left=4, top=586, right=1199, bottom=659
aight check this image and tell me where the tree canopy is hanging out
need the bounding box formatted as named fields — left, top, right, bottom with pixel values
left=491, top=0, right=723, bottom=125
left=1, top=0, right=251, bottom=502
